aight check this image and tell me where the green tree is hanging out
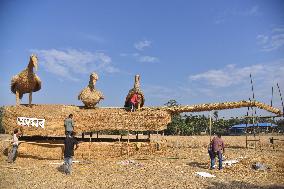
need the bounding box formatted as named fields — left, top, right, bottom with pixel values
left=213, top=111, right=219, bottom=121
left=164, top=100, right=184, bottom=135
left=164, top=99, right=179, bottom=107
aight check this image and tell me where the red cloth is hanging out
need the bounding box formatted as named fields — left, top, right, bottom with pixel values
left=130, top=94, right=139, bottom=105
left=211, top=136, right=224, bottom=152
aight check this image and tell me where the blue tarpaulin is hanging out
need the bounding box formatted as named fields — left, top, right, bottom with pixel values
left=230, top=123, right=277, bottom=129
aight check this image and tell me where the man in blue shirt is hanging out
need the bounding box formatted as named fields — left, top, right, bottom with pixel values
left=64, top=114, right=74, bottom=136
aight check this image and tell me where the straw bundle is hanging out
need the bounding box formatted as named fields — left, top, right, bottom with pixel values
left=1, top=105, right=172, bottom=136
left=148, top=100, right=282, bottom=115
left=15, top=141, right=157, bottom=160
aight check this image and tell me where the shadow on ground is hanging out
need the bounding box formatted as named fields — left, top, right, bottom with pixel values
left=186, top=161, right=208, bottom=169
left=18, top=154, right=60, bottom=160
left=207, top=181, right=284, bottom=189
left=57, top=164, right=65, bottom=174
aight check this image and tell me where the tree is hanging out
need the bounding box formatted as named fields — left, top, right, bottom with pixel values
left=213, top=111, right=219, bottom=121
left=164, top=99, right=179, bottom=107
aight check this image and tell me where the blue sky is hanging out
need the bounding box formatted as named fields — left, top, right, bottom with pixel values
left=0, top=0, right=284, bottom=117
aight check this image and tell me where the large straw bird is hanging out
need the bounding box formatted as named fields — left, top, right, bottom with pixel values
left=78, top=72, right=104, bottom=108
left=124, top=74, right=145, bottom=109
left=11, top=54, right=41, bottom=106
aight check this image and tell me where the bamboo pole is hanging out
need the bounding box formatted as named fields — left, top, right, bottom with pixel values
left=209, top=111, right=212, bottom=142
left=89, top=133, right=91, bottom=160
left=127, top=130, right=130, bottom=159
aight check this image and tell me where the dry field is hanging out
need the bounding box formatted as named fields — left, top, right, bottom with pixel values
left=0, top=134, right=284, bottom=189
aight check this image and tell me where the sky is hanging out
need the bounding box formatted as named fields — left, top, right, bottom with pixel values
left=0, top=0, right=284, bottom=118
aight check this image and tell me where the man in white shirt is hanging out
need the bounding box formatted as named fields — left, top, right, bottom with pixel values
left=8, top=128, right=22, bottom=163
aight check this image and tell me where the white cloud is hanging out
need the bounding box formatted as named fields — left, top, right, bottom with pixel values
left=257, top=27, right=284, bottom=52
left=240, top=5, right=259, bottom=16
left=214, top=5, right=260, bottom=24
left=189, top=62, right=284, bottom=88
left=134, top=40, right=152, bottom=51
left=33, top=49, right=119, bottom=81
left=144, top=85, right=180, bottom=102
left=138, top=56, right=159, bottom=63
left=119, top=52, right=159, bottom=63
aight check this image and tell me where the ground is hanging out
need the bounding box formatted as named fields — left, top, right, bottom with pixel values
left=0, top=135, right=284, bottom=189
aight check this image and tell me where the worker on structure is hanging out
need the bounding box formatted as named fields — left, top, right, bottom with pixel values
left=8, top=128, right=23, bottom=163
left=208, top=133, right=225, bottom=170
left=63, top=131, right=78, bottom=175
left=130, top=92, right=141, bottom=112
left=64, top=114, right=74, bottom=137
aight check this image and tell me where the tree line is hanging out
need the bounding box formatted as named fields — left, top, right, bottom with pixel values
left=164, top=100, right=284, bottom=136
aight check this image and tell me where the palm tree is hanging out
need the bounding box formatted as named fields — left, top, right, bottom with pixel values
left=213, top=110, right=219, bottom=121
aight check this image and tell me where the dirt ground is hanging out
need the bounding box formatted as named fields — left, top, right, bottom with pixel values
left=1, top=135, right=284, bottom=189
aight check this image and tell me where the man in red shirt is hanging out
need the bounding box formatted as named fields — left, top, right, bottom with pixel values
left=130, top=93, right=140, bottom=112
left=209, top=133, right=225, bottom=170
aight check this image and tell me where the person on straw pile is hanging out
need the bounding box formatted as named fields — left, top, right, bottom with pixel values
left=130, top=92, right=141, bottom=112
left=63, top=131, right=79, bottom=175
left=8, top=128, right=23, bottom=163
left=64, top=114, right=74, bottom=137
left=208, top=132, right=225, bottom=170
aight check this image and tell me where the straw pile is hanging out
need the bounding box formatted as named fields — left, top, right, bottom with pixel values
left=1, top=105, right=172, bottom=136
left=14, top=141, right=157, bottom=160
left=1, top=135, right=283, bottom=188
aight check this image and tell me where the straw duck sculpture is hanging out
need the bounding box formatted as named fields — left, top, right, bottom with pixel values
left=78, top=72, right=104, bottom=108
left=11, top=54, right=41, bottom=106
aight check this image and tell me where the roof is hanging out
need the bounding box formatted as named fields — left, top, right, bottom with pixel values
left=230, top=123, right=277, bottom=129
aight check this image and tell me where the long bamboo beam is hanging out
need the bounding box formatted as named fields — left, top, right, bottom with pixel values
left=143, top=100, right=282, bottom=115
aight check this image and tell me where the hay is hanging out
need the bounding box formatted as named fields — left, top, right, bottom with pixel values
left=78, top=72, right=104, bottom=108
left=16, top=141, right=157, bottom=160
left=11, top=54, right=41, bottom=105
left=1, top=100, right=281, bottom=136
left=148, top=100, right=282, bottom=115
left=1, top=105, right=172, bottom=136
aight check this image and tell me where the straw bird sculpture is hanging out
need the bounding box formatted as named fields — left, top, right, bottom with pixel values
left=78, top=72, right=104, bottom=108
left=11, top=54, right=41, bottom=106
left=124, top=74, right=145, bottom=109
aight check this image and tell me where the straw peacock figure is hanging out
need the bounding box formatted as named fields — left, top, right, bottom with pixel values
left=11, top=54, right=41, bottom=106
left=78, top=72, right=104, bottom=108
left=124, top=74, right=145, bottom=109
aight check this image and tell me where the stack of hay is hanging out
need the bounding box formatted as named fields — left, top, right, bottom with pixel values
left=1, top=105, right=172, bottom=136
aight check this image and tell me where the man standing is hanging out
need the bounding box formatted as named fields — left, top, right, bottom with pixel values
left=64, top=114, right=74, bottom=136
left=8, top=128, right=22, bottom=163
left=63, top=131, right=78, bottom=175
left=209, top=133, right=225, bottom=170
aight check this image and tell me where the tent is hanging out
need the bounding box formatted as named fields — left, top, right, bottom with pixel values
left=230, top=123, right=277, bottom=134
